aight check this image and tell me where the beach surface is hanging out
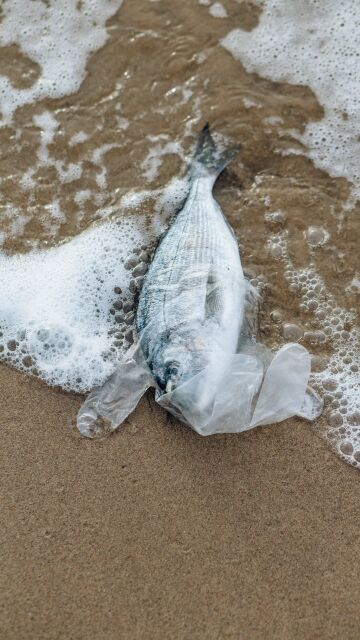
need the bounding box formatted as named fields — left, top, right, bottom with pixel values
left=0, top=1, right=359, bottom=637
left=1, top=363, right=360, bottom=640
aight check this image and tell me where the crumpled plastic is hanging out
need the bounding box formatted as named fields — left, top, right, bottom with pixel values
left=77, top=139, right=323, bottom=438
left=77, top=334, right=323, bottom=438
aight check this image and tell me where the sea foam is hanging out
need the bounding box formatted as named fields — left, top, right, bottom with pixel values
left=222, top=0, right=360, bottom=465
left=222, top=0, right=360, bottom=197
left=267, top=232, right=360, bottom=467
left=0, top=219, right=153, bottom=392
left=0, top=0, right=123, bottom=123
left=0, top=169, right=189, bottom=391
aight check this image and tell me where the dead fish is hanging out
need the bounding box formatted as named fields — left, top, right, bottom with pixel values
left=77, top=125, right=322, bottom=438
left=136, top=124, right=243, bottom=396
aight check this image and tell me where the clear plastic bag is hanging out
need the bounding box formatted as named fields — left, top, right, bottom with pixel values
left=77, top=125, right=323, bottom=438
left=77, top=329, right=322, bottom=438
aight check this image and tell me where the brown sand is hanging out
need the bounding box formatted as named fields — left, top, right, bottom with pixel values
left=1, top=362, right=360, bottom=640
left=0, top=1, right=359, bottom=637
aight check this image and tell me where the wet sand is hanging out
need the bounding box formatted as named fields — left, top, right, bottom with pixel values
left=1, top=363, right=360, bottom=640
left=0, top=0, right=359, bottom=637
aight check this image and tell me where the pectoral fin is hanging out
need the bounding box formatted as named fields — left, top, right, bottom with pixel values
left=238, top=280, right=261, bottom=345
left=205, top=272, right=224, bottom=317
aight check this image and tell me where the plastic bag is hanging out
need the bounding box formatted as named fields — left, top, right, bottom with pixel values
left=77, top=331, right=322, bottom=438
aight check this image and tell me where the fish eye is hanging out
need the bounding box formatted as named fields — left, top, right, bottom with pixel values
left=165, top=361, right=180, bottom=378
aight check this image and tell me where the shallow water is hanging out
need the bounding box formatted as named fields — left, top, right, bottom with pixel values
left=0, top=0, right=358, bottom=466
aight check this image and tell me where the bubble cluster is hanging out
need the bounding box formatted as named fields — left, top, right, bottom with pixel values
left=209, top=3, right=228, bottom=19
left=0, top=218, right=155, bottom=392
left=222, top=0, right=360, bottom=197
left=0, top=0, right=124, bottom=123
left=305, top=226, right=330, bottom=247
left=141, top=139, right=185, bottom=182
left=268, top=231, right=360, bottom=467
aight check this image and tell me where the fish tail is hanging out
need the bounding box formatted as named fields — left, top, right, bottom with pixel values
left=192, top=123, right=240, bottom=178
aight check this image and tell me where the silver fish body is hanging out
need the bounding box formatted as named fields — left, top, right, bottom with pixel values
left=76, top=125, right=323, bottom=438
left=136, top=129, right=244, bottom=408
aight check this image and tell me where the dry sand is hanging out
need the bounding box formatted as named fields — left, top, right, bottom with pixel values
left=1, top=363, right=360, bottom=640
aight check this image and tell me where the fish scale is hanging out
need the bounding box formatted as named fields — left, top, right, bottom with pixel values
left=77, top=124, right=322, bottom=438
left=136, top=127, right=245, bottom=395
left=137, top=177, right=242, bottom=342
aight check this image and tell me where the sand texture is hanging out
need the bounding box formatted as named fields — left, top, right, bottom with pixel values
left=1, top=363, right=360, bottom=640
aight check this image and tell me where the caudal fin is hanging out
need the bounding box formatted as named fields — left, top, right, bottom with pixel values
left=192, top=123, right=240, bottom=178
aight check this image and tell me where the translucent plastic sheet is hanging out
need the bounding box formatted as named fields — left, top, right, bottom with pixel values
left=77, top=245, right=322, bottom=438
left=77, top=222, right=323, bottom=439
left=77, top=345, right=153, bottom=437
left=77, top=336, right=323, bottom=438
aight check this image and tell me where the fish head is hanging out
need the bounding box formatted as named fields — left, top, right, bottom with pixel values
left=150, top=329, right=212, bottom=394
left=151, top=339, right=191, bottom=393
left=164, top=360, right=183, bottom=394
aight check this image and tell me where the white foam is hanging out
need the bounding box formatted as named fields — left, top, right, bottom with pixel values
left=305, top=226, right=331, bottom=247
left=267, top=231, right=360, bottom=467
left=0, top=162, right=193, bottom=392
left=120, top=175, right=189, bottom=220
left=20, top=169, right=36, bottom=191
left=1, top=207, right=29, bottom=242
left=346, top=275, right=360, bottom=296
left=0, top=219, right=156, bottom=392
left=242, top=97, right=261, bottom=109
left=74, top=190, right=92, bottom=206
left=91, top=143, right=121, bottom=189
left=34, top=111, right=59, bottom=149
left=57, top=162, right=83, bottom=184
left=33, top=110, right=84, bottom=183
left=46, top=200, right=66, bottom=223
left=116, top=117, right=129, bottom=130
left=222, top=0, right=360, bottom=196
left=209, top=3, right=228, bottom=18
left=69, top=131, right=89, bottom=147
left=141, top=140, right=185, bottom=182
left=0, top=0, right=123, bottom=124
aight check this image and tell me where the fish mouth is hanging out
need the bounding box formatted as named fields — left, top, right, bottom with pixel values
left=164, top=362, right=181, bottom=394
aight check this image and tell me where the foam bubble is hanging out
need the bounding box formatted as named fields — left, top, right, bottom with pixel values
left=141, top=138, right=185, bottom=182
left=0, top=218, right=155, bottom=392
left=0, top=0, right=123, bottom=123
left=305, top=226, right=331, bottom=247
left=267, top=231, right=360, bottom=467
left=209, top=3, right=228, bottom=18
left=222, top=1, right=360, bottom=196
